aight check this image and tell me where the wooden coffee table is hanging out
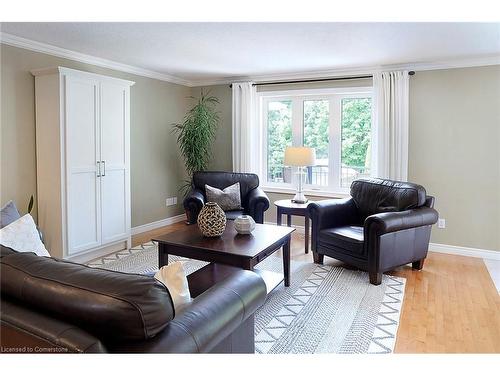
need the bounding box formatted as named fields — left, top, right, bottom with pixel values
left=154, top=221, right=295, bottom=293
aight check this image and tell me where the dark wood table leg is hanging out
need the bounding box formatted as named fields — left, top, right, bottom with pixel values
left=286, top=214, right=292, bottom=227
left=158, top=243, right=169, bottom=268
left=304, top=215, right=309, bottom=254
left=277, top=208, right=282, bottom=226
left=282, top=238, right=290, bottom=287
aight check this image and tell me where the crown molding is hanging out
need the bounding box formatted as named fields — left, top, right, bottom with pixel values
left=2, top=32, right=499, bottom=88
left=189, top=55, right=500, bottom=87
left=0, top=32, right=194, bottom=87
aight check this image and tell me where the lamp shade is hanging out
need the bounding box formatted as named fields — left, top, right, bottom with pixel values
left=284, top=147, right=316, bottom=167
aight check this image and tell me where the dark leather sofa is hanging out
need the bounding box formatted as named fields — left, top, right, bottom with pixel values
left=0, top=245, right=267, bottom=353
left=307, top=178, right=438, bottom=285
left=183, top=171, right=270, bottom=224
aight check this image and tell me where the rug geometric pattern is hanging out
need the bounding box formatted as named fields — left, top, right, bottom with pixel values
left=367, top=276, right=405, bottom=354
left=87, top=242, right=406, bottom=354
left=255, top=265, right=330, bottom=353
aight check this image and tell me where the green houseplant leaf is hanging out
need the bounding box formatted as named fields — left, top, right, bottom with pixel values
left=27, top=195, right=34, bottom=214
left=172, top=89, right=220, bottom=196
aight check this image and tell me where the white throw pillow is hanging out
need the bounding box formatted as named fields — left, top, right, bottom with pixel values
left=154, top=261, right=191, bottom=310
left=0, top=214, right=50, bottom=257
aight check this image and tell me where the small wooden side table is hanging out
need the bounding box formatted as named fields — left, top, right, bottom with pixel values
left=274, top=199, right=311, bottom=254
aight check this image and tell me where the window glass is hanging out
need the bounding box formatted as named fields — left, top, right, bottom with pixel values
left=341, top=98, right=372, bottom=187
left=267, top=100, right=292, bottom=183
left=303, top=100, right=329, bottom=186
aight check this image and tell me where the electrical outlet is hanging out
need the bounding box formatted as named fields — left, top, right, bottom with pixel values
left=438, top=218, right=446, bottom=229
left=165, top=197, right=177, bottom=207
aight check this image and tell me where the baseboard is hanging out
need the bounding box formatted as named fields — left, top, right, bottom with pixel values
left=131, top=214, right=186, bottom=235
left=264, top=221, right=500, bottom=260
left=428, top=243, right=500, bottom=260
left=66, top=240, right=128, bottom=264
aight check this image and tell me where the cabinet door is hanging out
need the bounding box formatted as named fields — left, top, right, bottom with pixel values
left=100, top=82, right=130, bottom=244
left=65, top=76, right=101, bottom=254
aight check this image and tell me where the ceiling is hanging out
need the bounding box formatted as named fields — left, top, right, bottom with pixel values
left=1, top=22, right=499, bottom=85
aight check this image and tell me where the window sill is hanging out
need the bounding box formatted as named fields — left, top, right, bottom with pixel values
left=261, top=186, right=350, bottom=199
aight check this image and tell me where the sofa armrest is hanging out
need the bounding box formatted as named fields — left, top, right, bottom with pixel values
left=247, top=188, right=270, bottom=224
left=365, top=207, right=439, bottom=235
left=107, top=269, right=267, bottom=353
left=307, top=198, right=359, bottom=230
left=1, top=298, right=106, bottom=353
left=183, top=188, right=205, bottom=224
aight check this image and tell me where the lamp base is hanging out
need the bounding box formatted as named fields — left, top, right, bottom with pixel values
left=291, top=191, right=308, bottom=204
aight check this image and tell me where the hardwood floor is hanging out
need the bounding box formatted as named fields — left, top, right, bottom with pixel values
left=132, top=222, right=500, bottom=353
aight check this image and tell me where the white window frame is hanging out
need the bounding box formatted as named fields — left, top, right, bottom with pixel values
left=258, top=86, right=373, bottom=194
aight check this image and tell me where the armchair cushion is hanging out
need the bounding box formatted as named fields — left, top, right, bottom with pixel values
left=319, top=226, right=364, bottom=256
left=351, top=178, right=427, bottom=220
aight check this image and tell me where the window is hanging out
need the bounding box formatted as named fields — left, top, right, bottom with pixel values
left=266, top=100, right=292, bottom=183
left=260, top=87, right=372, bottom=192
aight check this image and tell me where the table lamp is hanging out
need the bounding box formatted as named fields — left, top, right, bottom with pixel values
left=284, top=147, right=316, bottom=204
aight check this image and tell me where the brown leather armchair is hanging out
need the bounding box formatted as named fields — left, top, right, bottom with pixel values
left=307, top=178, right=438, bottom=285
left=183, top=171, right=270, bottom=224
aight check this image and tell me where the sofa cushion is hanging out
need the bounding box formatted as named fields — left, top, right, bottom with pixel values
left=1, top=200, right=21, bottom=228
left=0, top=252, right=174, bottom=341
left=0, top=214, right=50, bottom=257
left=319, top=226, right=364, bottom=256
left=350, top=178, right=427, bottom=220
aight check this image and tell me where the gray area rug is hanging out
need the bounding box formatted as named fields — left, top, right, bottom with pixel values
left=87, top=242, right=405, bottom=354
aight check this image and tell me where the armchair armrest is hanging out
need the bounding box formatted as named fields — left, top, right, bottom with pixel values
left=365, top=207, right=439, bottom=235
left=307, top=198, right=359, bottom=230
left=108, top=270, right=267, bottom=353
left=183, top=188, right=205, bottom=224
left=247, top=188, right=270, bottom=223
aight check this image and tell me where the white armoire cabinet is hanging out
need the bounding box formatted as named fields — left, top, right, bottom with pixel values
left=32, top=67, right=135, bottom=260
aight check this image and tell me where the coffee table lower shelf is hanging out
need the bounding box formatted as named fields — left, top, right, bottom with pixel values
left=187, top=263, right=284, bottom=298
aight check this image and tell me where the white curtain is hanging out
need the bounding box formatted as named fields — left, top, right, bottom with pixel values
left=372, top=70, right=410, bottom=181
left=232, top=82, right=260, bottom=173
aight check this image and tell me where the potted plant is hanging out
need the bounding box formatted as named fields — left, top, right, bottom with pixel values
left=172, top=90, right=220, bottom=217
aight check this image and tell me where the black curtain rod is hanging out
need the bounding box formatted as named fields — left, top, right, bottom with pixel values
left=229, top=71, right=415, bottom=88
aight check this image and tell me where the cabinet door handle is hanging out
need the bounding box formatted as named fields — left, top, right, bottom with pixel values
left=102, top=160, right=106, bottom=177
left=97, top=161, right=101, bottom=177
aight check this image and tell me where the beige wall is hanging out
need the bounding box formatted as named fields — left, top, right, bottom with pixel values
left=409, top=66, right=500, bottom=251
left=194, top=67, right=500, bottom=252
left=1, top=44, right=189, bottom=227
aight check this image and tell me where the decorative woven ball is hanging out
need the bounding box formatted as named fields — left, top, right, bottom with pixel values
left=197, top=202, right=227, bottom=237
